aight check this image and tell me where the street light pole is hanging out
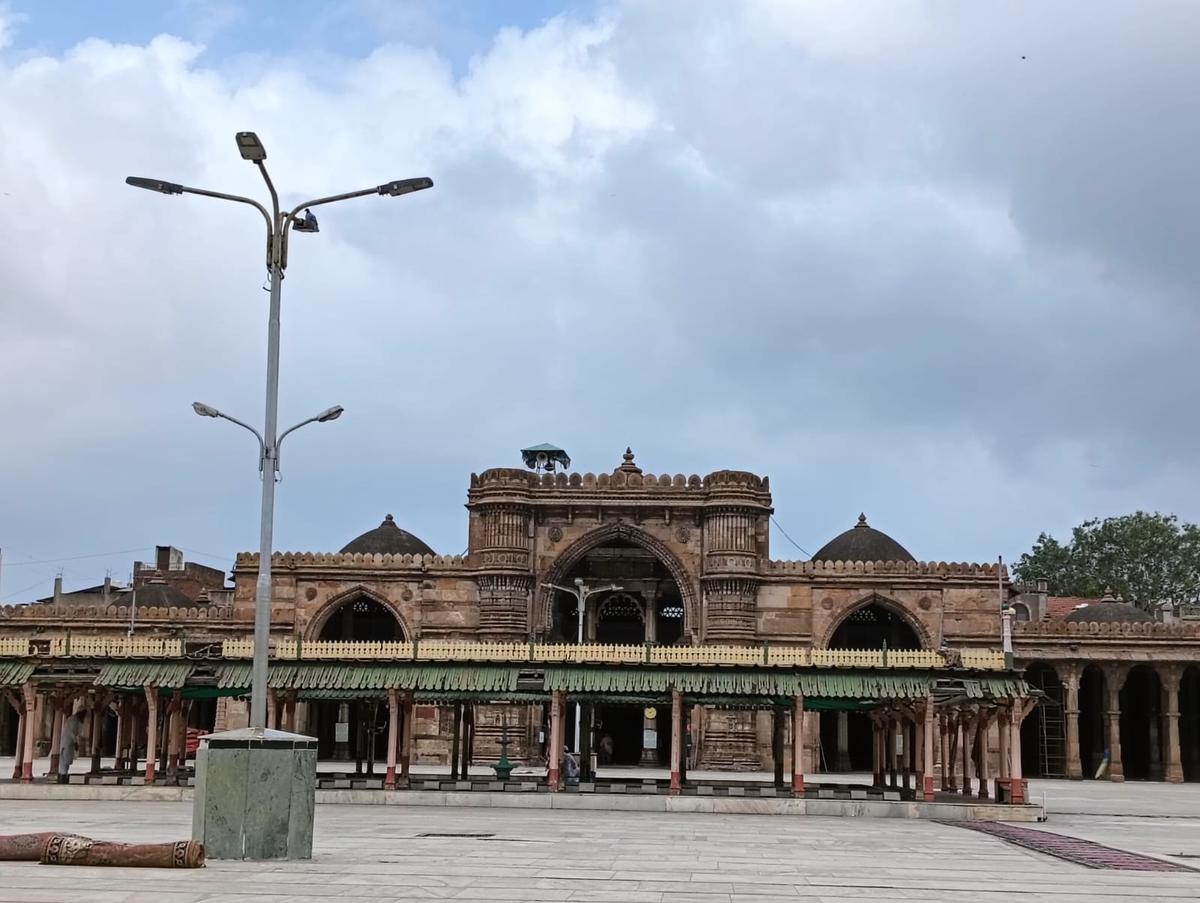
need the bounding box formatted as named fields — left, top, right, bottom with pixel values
left=128, top=133, right=432, bottom=732
left=543, top=578, right=622, bottom=754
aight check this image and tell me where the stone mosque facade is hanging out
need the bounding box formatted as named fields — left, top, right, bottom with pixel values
left=3, top=449, right=1200, bottom=782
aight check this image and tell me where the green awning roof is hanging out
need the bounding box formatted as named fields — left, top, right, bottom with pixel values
left=95, top=662, right=194, bottom=689
left=0, top=661, right=34, bottom=687
left=215, top=663, right=521, bottom=694
left=542, top=668, right=939, bottom=699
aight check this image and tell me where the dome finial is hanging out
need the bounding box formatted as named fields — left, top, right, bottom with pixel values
left=384, top=514, right=394, bottom=523
left=856, top=513, right=868, bottom=527
left=617, top=447, right=642, bottom=474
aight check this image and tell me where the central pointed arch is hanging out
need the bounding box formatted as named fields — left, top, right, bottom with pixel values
left=535, top=523, right=698, bottom=639
left=820, top=592, right=931, bottom=649
left=304, top=585, right=411, bottom=642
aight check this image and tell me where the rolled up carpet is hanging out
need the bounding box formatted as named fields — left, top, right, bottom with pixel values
left=40, top=834, right=205, bottom=868
left=0, top=833, right=85, bottom=861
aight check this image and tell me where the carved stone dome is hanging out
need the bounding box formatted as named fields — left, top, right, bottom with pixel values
left=812, top=514, right=915, bottom=563
left=339, top=514, right=434, bottom=557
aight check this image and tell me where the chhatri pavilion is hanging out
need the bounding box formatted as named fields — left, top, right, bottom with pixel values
left=3, top=450, right=1199, bottom=802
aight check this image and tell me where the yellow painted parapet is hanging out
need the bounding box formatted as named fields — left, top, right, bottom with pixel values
left=1, top=634, right=1009, bottom=670
left=0, top=637, right=31, bottom=657
left=959, top=649, right=1007, bottom=670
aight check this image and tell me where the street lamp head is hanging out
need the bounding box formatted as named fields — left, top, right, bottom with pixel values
left=378, top=177, right=433, bottom=197
left=574, top=577, right=585, bottom=587
left=235, top=131, right=267, bottom=162
left=293, top=208, right=320, bottom=233
left=125, top=176, right=183, bottom=195
left=191, top=401, right=220, bottom=418
left=316, top=405, right=344, bottom=423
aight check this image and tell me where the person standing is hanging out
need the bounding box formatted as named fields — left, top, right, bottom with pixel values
left=57, top=707, right=84, bottom=784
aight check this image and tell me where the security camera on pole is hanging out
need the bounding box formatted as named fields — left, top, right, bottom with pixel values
left=126, top=133, right=432, bottom=860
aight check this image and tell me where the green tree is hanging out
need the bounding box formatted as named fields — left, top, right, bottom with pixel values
left=1014, top=512, right=1200, bottom=611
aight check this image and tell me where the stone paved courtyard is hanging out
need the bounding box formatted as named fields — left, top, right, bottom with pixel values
left=1, top=780, right=1199, bottom=902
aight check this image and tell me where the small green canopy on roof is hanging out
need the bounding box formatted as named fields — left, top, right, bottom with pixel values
left=0, top=661, right=34, bottom=687
left=95, top=662, right=194, bottom=689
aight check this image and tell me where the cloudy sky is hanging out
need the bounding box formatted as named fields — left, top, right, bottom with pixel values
left=2, top=1, right=1198, bottom=601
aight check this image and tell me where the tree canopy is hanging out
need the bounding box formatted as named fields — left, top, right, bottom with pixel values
left=1013, top=512, right=1200, bottom=611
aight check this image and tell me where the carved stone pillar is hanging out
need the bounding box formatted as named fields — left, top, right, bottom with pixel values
left=1104, top=665, right=1126, bottom=782
left=475, top=501, right=533, bottom=639
left=701, top=504, right=761, bottom=643
left=476, top=575, right=532, bottom=640
left=1061, top=662, right=1083, bottom=780
left=1162, top=665, right=1184, bottom=784
left=702, top=578, right=759, bottom=643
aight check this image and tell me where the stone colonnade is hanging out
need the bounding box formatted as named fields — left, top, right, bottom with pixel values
left=1043, top=660, right=1190, bottom=783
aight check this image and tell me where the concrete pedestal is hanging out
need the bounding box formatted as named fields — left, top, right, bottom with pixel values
left=192, top=727, right=317, bottom=860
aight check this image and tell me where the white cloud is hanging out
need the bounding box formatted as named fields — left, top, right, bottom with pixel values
left=1, top=2, right=1198, bottom=599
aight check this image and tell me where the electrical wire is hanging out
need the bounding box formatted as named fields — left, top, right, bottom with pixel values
left=2, top=547, right=149, bottom=567
left=770, top=516, right=812, bottom=558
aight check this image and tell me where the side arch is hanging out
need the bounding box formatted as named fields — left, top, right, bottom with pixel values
left=303, top=584, right=413, bottom=642
left=819, top=592, right=933, bottom=650
left=535, top=523, right=699, bottom=638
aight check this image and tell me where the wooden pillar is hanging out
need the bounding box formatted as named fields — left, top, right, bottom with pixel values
left=670, top=688, right=683, bottom=794
left=112, top=697, right=125, bottom=771
left=20, top=683, right=36, bottom=782
left=1163, top=666, right=1184, bottom=784
left=771, top=706, right=785, bottom=789
left=400, top=694, right=414, bottom=783
left=883, top=715, right=892, bottom=787
left=90, top=697, right=105, bottom=775
left=6, top=690, right=25, bottom=781
left=1105, top=666, right=1125, bottom=782
left=49, top=700, right=64, bottom=776
left=1010, top=702, right=1027, bottom=803
left=548, top=690, right=564, bottom=791
left=899, top=718, right=911, bottom=792
left=580, top=703, right=593, bottom=783
left=870, top=717, right=882, bottom=786
left=998, top=707, right=1011, bottom=783
left=960, top=715, right=972, bottom=796
left=143, top=687, right=158, bottom=784
left=385, top=689, right=399, bottom=790
left=166, top=692, right=183, bottom=775
left=792, top=695, right=805, bottom=794
left=976, top=715, right=990, bottom=800
left=1062, top=663, right=1083, bottom=780
left=463, top=703, right=475, bottom=780
left=285, top=690, right=298, bottom=733
left=939, top=714, right=951, bottom=791
left=921, top=700, right=935, bottom=802
left=450, top=702, right=462, bottom=779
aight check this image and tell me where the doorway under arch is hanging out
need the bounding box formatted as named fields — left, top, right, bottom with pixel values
left=1020, top=663, right=1065, bottom=777
left=1120, top=665, right=1163, bottom=781
left=312, top=592, right=406, bottom=761
left=318, top=594, right=406, bottom=642
left=820, top=600, right=922, bottom=774
left=546, top=537, right=687, bottom=767
left=828, top=600, right=922, bottom=650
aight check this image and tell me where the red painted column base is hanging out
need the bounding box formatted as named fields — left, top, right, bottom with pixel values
left=922, top=775, right=934, bottom=802
left=1011, top=779, right=1027, bottom=804
left=670, top=771, right=681, bottom=794
left=144, top=764, right=156, bottom=784
left=548, top=767, right=560, bottom=792
left=20, top=763, right=33, bottom=783
left=792, top=775, right=804, bottom=795
left=385, top=766, right=396, bottom=790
